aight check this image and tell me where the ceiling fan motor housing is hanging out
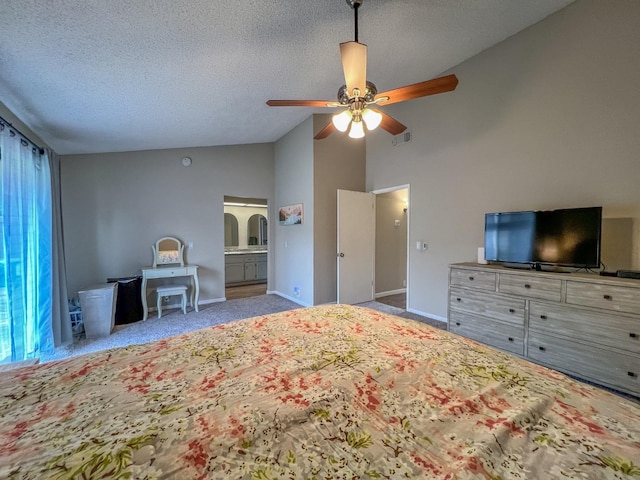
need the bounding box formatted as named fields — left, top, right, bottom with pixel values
left=337, top=81, right=377, bottom=105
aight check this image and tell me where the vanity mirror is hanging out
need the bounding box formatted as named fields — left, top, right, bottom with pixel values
left=152, top=236, right=185, bottom=267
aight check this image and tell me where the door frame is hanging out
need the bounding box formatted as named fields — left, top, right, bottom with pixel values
left=371, top=184, right=410, bottom=310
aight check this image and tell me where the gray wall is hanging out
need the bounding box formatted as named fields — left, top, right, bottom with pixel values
left=61, top=144, right=274, bottom=302
left=273, top=116, right=315, bottom=306
left=0, top=102, right=45, bottom=146
left=366, top=0, right=640, bottom=320
left=312, top=114, right=366, bottom=305
left=271, top=114, right=366, bottom=306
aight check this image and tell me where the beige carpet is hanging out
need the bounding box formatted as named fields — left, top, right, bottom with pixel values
left=40, top=296, right=444, bottom=364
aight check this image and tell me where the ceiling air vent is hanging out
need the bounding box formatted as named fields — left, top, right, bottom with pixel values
left=392, top=129, right=412, bottom=146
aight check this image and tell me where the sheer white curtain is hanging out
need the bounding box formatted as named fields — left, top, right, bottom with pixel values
left=0, top=123, right=56, bottom=362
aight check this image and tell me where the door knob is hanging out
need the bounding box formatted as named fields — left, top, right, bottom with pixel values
left=338, top=253, right=345, bottom=257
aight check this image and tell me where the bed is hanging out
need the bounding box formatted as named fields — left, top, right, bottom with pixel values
left=1, top=304, right=639, bottom=479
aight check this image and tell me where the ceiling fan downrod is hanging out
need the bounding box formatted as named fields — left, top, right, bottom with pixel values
left=346, top=0, right=362, bottom=42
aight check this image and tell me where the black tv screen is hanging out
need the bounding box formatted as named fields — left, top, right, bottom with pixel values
left=484, top=206, right=602, bottom=269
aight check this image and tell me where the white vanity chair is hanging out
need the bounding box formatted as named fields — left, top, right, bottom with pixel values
left=141, top=236, right=200, bottom=321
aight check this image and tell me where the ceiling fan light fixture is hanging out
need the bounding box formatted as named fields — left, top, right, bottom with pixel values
left=266, top=0, right=458, bottom=141
left=362, top=108, right=382, bottom=131
left=332, top=110, right=353, bottom=132
left=348, top=119, right=365, bottom=139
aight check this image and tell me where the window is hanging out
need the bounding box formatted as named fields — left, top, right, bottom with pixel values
left=0, top=125, right=53, bottom=363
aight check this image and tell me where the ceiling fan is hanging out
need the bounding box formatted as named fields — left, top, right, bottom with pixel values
left=266, top=0, right=459, bottom=140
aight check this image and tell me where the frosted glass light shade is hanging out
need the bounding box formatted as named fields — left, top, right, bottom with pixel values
left=362, top=109, right=382, bottom=130
left=348, top=120, right=365, bottom=139
left=332, top=110, right=352, bottom=132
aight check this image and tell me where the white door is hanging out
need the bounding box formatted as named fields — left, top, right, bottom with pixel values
left=337, top=189, right=375, bottom=304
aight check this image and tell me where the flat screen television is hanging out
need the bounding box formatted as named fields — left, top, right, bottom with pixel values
left=484, top=206, right=602, bottom=270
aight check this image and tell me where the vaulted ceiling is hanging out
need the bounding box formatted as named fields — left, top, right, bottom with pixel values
left=0, top=0, right=574, bottom=155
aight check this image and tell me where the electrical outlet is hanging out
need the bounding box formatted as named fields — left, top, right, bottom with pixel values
left=293, top=286, right=300, bottom=297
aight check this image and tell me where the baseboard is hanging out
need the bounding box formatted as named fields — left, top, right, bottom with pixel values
left=406, top=307, right=447, bottom=324
left=270, top=290, right=311, bottom=307
left=375, top=288, right=406, bottom=298
left=198, top=297, right=226, bottom=305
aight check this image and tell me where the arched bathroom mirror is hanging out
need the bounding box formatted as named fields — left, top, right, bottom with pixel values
left=247, top=214, right=268, bottom=246
left=224, top=213, right=239, bottom=247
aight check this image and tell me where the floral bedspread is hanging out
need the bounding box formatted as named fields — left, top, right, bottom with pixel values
left=1, top=304, right=639, bottom=479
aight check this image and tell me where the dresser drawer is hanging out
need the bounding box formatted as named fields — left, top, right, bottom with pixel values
left=225, top=255, right=245, bottom=265
left=144, top=267, right=189, bottom=279
left=527, top=331, right=640, bottom=395
left=449, top=311, right=524, bottom=355
left=498, top=273, right=562, bottom=301
left=450, top=268, right=496, bottom=291
left=566, top=281, right=640, bottom=314
left=529, top=301, right=640, bottom=355
left=450, top=288, right=525, bottom=326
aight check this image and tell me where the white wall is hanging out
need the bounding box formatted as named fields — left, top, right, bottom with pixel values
left=61, top=144, right=274, bottom=302
left=366, top=0, right=640, bottom=320
left=273, top=116, right=315, bottom=306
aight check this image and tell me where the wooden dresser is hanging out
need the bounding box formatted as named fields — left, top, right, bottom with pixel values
left=448, top=263, right=640, bottom=397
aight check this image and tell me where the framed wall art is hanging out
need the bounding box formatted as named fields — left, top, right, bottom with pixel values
left=278, top=203, right=303, bottom=225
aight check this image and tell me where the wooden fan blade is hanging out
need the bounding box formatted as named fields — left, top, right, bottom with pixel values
left=314, top=122, right=335, bottom=140
left=377, top=110, right=407, bottom=135
left=376, top=74, right=459, bottom=106
left=340, top=41, right=367, bottom=96
left=266, top=100, right=335, bottom=107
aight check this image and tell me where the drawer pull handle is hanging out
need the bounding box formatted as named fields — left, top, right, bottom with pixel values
left=524, top=284, right=531, bottom=289
left=603, top=294, right=612, bottom=300
left=508, top=337, right=514, bottom=342
left=508, top=308, right=515, bottom=313
left=540, top=315, right=547, bottom=320
left=456, top=298, right=462, bottom=302
left=538, top=346, right=546, bottom=351
left=468, top=276, right=474, bottom=281
left=628, top=372, right=638, bottom=378
left=630, top=333, right=638, bottom=338
left=456, top=322, right=461, bottom=326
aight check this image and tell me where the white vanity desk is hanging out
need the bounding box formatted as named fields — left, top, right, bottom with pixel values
left=140, top=265, right=199, bottom=321
left=140, top=236, right=200, bottom=321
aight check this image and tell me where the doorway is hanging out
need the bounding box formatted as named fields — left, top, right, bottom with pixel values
left=373, top=186, right=409, bottom=310
left=223, top=196, right=268, bottom=300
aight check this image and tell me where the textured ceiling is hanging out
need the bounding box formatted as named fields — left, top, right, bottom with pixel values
left=0, top=0, right=574, bottom=155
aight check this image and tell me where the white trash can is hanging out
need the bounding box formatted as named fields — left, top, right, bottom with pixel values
left=78, top=283, right=118, bottom=339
